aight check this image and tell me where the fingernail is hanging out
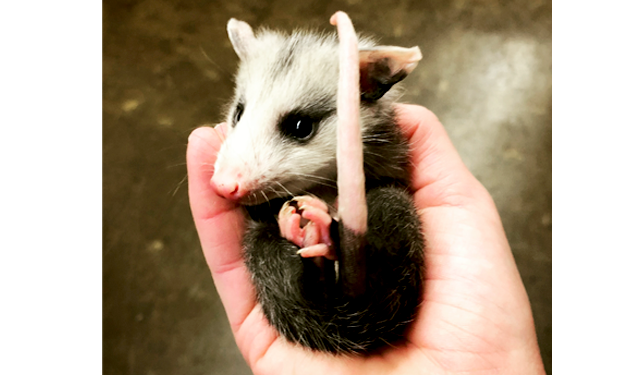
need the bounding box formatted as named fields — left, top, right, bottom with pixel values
left=213, top=122, right=227, bottom=142
left=188, top=126, right=212, bottom=143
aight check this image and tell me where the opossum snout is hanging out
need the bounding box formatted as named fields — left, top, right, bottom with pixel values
left=210, top=169, right=249, bottom=201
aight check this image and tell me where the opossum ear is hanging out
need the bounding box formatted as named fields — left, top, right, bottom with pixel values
left=227, top=18, right=256, bottom=60
left=359, top=46, right=422, bottom=101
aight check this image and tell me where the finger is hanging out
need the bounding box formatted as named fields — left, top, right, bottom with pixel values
left=395, top=105, right=518, bottom=292
left=214, top=122, right=228, bottom=142
left=187, top=124, right=234, bottom=221
left=186, top=125, right=257, bottom=332
left=395, top=104, right=489, bottom=208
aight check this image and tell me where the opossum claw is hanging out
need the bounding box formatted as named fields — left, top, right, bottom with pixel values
left=278, top=203, right=304, bottom=246
left=297, top=244, right=336, bottom=261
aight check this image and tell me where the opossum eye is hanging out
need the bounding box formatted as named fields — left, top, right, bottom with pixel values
left=279, top=114, right=317, bottom=142
left=232, top=103, right=244, bottom=127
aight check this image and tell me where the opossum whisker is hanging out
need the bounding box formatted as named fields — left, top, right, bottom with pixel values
left=306, top=180, right=335, bottom=189
left=199, top=46, right=228, bottom=74
left=361, top=135, right=392, bottom=143
left=298, top=188, right=326, bottom=200
left=266, top=185, right=280, bottom=197
left=169, top=173, right=188, bottom=197
left=289, top=172, right=337, bottom=186
left=275, top=181, right=294, bottom=197
left=289, top=175, right=335, bottom=189
left=165, top=161, right=189, bottom=169
left=271, top=185, right=291, bottom=199
left=365, top=156, right=403, bottom=173
left=378, top=336, right=399, bottom=350
left=363, top=150, right=388, bottom=160
left=291, top=172, right=336, bottom=183
left=260, top=190, right=270, bottom=204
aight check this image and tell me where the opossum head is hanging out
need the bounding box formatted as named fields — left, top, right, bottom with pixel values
left=211, top=19, right=421, bottom=205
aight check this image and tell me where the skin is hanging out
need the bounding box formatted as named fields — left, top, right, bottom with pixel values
left=187, top=104, right=547, bottom=375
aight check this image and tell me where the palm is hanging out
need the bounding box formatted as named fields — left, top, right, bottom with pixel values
left=187, top=105, right=544, bottom=375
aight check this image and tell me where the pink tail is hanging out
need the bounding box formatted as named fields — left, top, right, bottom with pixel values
left=331, top=11, right=367, bottom=235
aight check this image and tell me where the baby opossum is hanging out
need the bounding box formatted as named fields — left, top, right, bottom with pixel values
left=211, top=13, right=425, bottom=354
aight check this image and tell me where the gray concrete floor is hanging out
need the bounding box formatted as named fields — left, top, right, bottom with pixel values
left=103, top=1, right=551, bottom=374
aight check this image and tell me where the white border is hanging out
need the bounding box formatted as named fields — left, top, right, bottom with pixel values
left=0, top=1, right=102, bottom=373
left=554, top=0, right=625, bottom=373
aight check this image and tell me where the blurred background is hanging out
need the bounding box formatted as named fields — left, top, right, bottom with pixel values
left=103, top=0, right=551, bottom=374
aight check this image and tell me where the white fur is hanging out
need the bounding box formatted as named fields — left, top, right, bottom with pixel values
left=214, top=20, right=416, bottom=205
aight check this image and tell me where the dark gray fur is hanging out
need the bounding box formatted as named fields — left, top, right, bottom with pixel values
left=245, top=184, right=424, bottom=353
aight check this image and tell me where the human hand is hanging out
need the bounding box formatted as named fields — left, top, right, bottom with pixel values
left=187, top=104, right=546, bottom=374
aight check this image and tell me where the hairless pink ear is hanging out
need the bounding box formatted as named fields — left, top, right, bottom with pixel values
left=359, top=46, right=422, bottom=101
left=227, top=18, right=256, bottom=60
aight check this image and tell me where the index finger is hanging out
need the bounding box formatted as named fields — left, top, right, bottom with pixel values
left=395, top=104, right=486, bottom=208
left=186, top=125, right=257, bottom=331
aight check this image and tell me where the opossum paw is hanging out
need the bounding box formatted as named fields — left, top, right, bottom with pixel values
left=278, top=196, right=336, bottom=260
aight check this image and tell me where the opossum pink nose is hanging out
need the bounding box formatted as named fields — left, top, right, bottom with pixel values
left=210, top=173, right=248, bottom=200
